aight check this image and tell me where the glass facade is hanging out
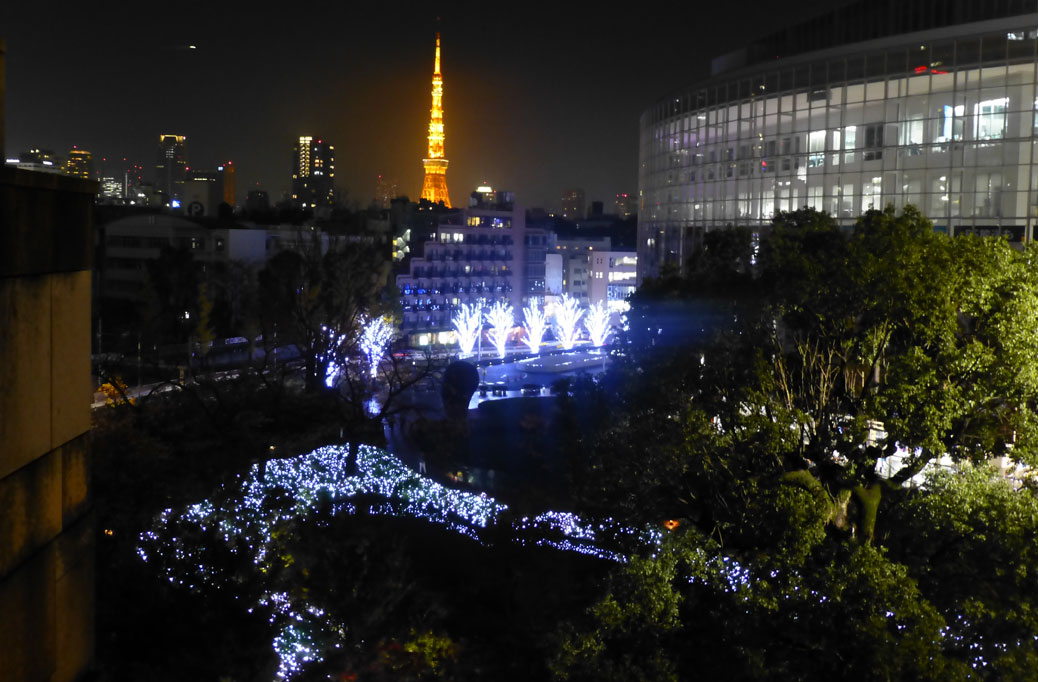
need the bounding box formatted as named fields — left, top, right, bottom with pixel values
left=638, top=20, right=1038, bottom=280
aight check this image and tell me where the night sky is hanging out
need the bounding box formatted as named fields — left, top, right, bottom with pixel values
left=3, top=1, right=835, bottom=211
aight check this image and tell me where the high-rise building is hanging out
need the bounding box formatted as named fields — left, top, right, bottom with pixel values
left=155, top=134, right=187, bottom=203
left=65, top=147, right=94, bottom=180
left=638, top=0, right=1038, bottom=282
left=560, top=188, right=585, bottom=221
left=183, top=169, right=224, bottom=216
left=291, top=136, right=335, bottom=209
left=614, top=192, right=637, bottom=219
left=420, top=33, right=451, bottom=207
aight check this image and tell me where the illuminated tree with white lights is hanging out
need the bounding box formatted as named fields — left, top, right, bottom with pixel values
left=485, top=301, right=514, bottom=359
left=554, top=294, right=583, bottom=350
left=452, top=301, right=483, bottom=356
left=584, top=301, right=611, bottom=347
left=521, top=297, right=547, bottom=355
left=359, top=315, right=394, bottom=378
left=321, top=325, right=348, bottom=388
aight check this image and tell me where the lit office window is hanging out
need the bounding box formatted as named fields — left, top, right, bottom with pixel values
left=974, top=97, right=1009, bottom=140
left=808, top=130, right=826, bottom=167
left=843, top=126, right=857, bottom=163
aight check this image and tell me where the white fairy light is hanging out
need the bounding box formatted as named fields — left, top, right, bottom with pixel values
left=484, top=301, right=514, bottom=359
left=554, top=294, right=584, bottom=351
left=320, top=325, right=347, bottom=388
left=584, top=301, right=611, bottom=347
left=138, top=443, right=665, bottom=679
left=452, top=301, right=483, bottom=357
left=521, top=297, right=547, bottom=355
left=359, top=315, right=394, bottom=378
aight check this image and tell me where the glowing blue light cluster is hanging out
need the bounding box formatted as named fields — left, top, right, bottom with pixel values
left=320, top=325, right=349, bottom=388
left=261, top=592, right=333, bottom=679
left=142, top=442, right=1017, bottom=677
left=139, top=444, right=664, bottom=678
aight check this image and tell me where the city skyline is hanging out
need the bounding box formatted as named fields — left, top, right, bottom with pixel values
left=1, top=2, right=836, bottom=209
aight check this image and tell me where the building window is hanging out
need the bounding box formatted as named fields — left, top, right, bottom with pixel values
left=900, top=117, right=924, bottom=156
left=808, top=130, right=826, bottom=167
left=974, top=97, right=1008, bottom=141
left=863, top=124, right=883, bottom=161
left=843, top=125, right=857, bottom=163
left=937, top=104, right=965, bottom=143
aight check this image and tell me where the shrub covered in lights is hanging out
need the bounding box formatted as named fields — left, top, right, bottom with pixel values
left=139, top=444, right=658, bottom=679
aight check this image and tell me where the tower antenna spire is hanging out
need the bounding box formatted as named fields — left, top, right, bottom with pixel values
left=434, top=32, right=441, bottom=75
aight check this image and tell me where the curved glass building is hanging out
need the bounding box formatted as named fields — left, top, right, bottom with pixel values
left=638, top=0, right=1038, bottom=281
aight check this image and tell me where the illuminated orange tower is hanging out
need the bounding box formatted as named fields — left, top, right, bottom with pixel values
left=420, top=33, right=451, bottom=207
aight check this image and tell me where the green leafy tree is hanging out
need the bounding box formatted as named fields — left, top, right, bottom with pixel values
left=556, top=205, right=1038, bottom=679
left=756, top=205, right=1038, bottom=539
left=884, top=468, right=1038, bottom=678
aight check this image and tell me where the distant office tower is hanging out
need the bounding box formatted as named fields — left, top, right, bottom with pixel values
left=98, top=176, right=124, bottom=202
left=220, top=161, right=236, bottom=207
left=65, top=147, right=94, bottom=179
left=420, top=33, right=451, bottom=207
left=291, top=136, right=335, bottom=208
left=155, top=134, right=187, bottom=202
left=183, top=169, right=225, bottom=216
left=561, top=188, right=585, bottom=220
left=614, top=192, right=637, bottom=219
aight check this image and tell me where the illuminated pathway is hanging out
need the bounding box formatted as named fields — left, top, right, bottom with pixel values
left=138, top=444, right=657, bottom=679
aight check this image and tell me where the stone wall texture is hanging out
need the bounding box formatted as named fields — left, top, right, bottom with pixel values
left=0, top=164, right=97, bottom=681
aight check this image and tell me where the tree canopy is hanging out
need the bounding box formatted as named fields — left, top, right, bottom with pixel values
left=556, top=206, right=1038, bottom=680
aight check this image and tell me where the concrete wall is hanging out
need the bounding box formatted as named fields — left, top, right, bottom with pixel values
left=0, top=165, right=96, bottom=681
